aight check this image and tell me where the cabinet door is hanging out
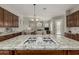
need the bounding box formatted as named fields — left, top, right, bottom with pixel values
left=69, top=14, right=73, bottom=27
left=12, top=14, right=19, bottom=27
left=77, top=11, right=79, bottom=27
left=74, top=12, right=77, bottom=27
left=76, top=34, right=79, bottom=41
left=4, top=10, right=13, bottom=27
left=70, top=14, right=76, bottom=27
left=15, top=50, right=67, bottom=55
left=68, top=15, right=72, bottom=27
left=9, top=12, right=13, bottom=27
left=66, top=12, right=78, bottom=27
left=0, top=7, right=4, bottom=27
left=2, top=9, right=19, bottom=27
left=12, top=14, right=15, bottom=27
left=0, top=50, right=12, bottom=55
left=11, top=14, right=14, bottom=27
left=68, top=50, right=79, bottom=55
left=4, top=10, right=10, bottom=27
left=15, top=16, right=19, bottom=27
left=66, top=16, right=70, bottom=27
left=66, top=16, right=69, bottom=27
left=71, top=13, right=75, bottom=27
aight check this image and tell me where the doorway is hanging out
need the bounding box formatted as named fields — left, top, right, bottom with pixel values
left=54, top=19, right=64, bottom=35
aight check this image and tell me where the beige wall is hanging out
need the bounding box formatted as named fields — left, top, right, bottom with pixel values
left=50, top=15, right=66, bottom=35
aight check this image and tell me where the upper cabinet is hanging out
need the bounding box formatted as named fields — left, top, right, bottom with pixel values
left=66, top=11, right=79, bottom=27
left=12, top=14, right=19, bottom=27
left=76, top=11, right=79, bottom=26
left=0, top=7, right=19, bottom=27
left=0, top=7, right=4, bottom=27
left=4, top=10, right=12, bottom=27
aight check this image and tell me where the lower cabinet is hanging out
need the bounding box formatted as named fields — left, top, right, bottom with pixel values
left=14, top=50, right=67, bottom=55
left=0, top=50, right=79, bottom=55
left=68, top=50, right=79, bottom=55
left=65, top=33, right=79, bottom=41
left=0, top=32, right=22, bottom=42
left=0, top=50, right=13, bottom=55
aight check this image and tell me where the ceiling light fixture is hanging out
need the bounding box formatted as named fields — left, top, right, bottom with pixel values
left=33, top=4, right=36, bottom=20
left=31, top=4, right=39, bottom=21
left=43, top=7, right=47, bottom=21
left=36, top=19, right=39, bottom=21
left=31, top=19, right=34, bottom=21
left=31, top=4, right=36, bottom=21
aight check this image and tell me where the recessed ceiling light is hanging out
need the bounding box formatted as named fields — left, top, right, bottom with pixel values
left=43, top=8, right=47, bottom=10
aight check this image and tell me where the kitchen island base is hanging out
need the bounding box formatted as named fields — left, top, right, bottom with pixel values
left=0, top=50, right=79, bottom=55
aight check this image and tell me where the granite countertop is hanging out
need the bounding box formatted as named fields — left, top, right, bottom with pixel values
left=65, top=32, right=79, bottom=35
left=0, top=35, right=79, bottom=50
left=0, top=31, right=22, bottom=36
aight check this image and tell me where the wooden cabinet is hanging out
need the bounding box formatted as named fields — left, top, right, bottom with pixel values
left=14, top=50, right=67, bottom=55
left=0, top=50, right=67, bottom=55
left=0, top=50, right=13, bottom=55
left=66, top=11, right=79, bottom=27
left=65, top=33, right=79, bottom=41
left=0, top=32, right=22, bottom=42
left=9, top=12, right=13, bottom=27
left=68, top=50, right=79, bottom=55
left=66, top=15, right=71, bottom=27
left=14, top=50, right=79, bottom=55
left=4, top=10, right=19, bottom=27
left=0, top=7, right=19, bottom=27
left=1, top=50, right=79, bottom=55
left=12, top=14, right=19, bottom=27
left=4, top=10, right=12, bottom=27
left=0, top=7, right=4, bottom=27
left=76, top=11, right=79, bottom=26
left=66, top=15, right=74, bottom=27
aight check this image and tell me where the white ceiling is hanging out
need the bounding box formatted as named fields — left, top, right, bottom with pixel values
left=6, top=4, right=79, bottom=21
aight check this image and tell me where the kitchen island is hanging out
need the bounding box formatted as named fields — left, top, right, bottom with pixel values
left=0, top=35, right=79, bottom=55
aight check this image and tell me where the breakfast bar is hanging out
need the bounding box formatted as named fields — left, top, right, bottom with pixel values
left=0, top=35, right=79, bottom=55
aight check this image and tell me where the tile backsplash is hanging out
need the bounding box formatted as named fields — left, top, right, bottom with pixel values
left=0, top=28, right=5, bottom=32
left=67, top=27, right=79, bottom=34
left=0, top=28, right=19, bottom=33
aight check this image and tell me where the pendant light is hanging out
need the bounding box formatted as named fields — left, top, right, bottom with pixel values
left=31, top=4, right=36, bottom=21
left=33, top=4, right=36, bottom=21
left=33, top=4, right=37, bottom=31
left=31, top=4, right=39, bottom=21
